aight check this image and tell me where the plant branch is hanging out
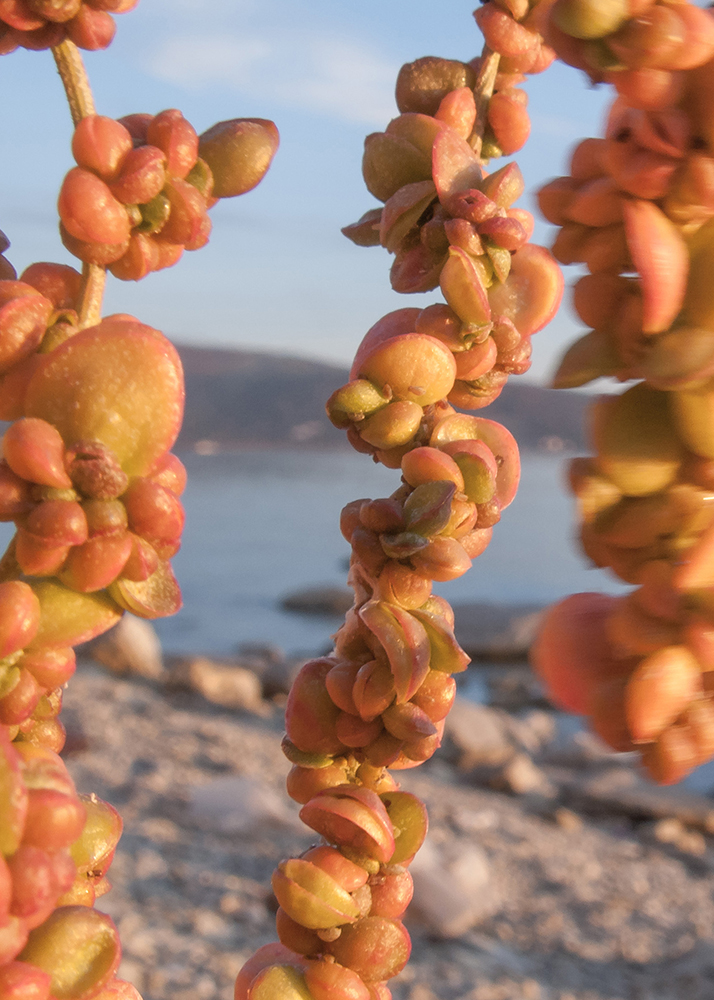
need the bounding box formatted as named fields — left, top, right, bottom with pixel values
left=471, top=46, right=500, bottom=162
left=52, top=39, right=105, bottom=328
left=52, top=39, right=95, bottom=125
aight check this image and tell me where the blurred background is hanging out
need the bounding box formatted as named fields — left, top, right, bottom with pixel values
left=0, top=0, right=625, bottom=657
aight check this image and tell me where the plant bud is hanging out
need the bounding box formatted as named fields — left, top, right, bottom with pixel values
left=23, top=787, right=86, bottom=851
left=0, top=960, right=52, bottom=999
left=149, top=452, right=187, bottom=495
left=19, top=906, right=120, bottom=998
left=65, top=441, right=128, bottom=500
left=410, top=670, right=456, bottom=722
left=592, top=383, right=683, bottom=496
left=0, top=667, right=41, bottom=725
left=376, top=562, right=432, bottom=610
left=3, top=418, right=72, bottom=489
left=120, top=534, right=159, bottom=582
left=21, top=647, right=76, bottom=689
left=248, top=964, right=312, bottom=1000
left=58, top=169, right=131, bottom=245
left=305, top=960, right=371, bottom=1000
left=71, top=116, right=132, bottom=181
left=285, top=659, right=345, bottom=756
left=145, top=109, right=198, bottom=180
left=409, top=536, right=471, bottom=581
left=401, top=447, right=464, bottom=491
left=123, top=478, right=184, bottom=549
left=236, top=945, right=308, bottom=1000
left=25, top=500, right=88, bottom=547
left=327, top=917, right=411, bottom=982
left=286, top=762, right=350, bottom=806
left=352, top=658, right=395, bottom=723
left=626, top=645, right=701, bottom=743
left=403, top=480, right=456, bottom=536
left=0, top=731, right=28, bottom=854
left=109, top=145, right=167, bottom=205
left=0, top=461, right=33, bottom=519
left=551, top=0, right=629, bottom=40
left=108, top=558, right=182, bottom=619
left=0, top=581, right=41, bottom=658
left=0, top=285, right=53, bottom=375
left=15, top=530, right=70, bottom=577
left=272, top=858, right=361, bottom=929
left=59, top=532, right=133, bottom=592
left=70, top=794, right=122, bottom=879
left=299, top=785, right=395, bottom=863
left=395, top=57, right=475, bottom=116
left=198, top=118, right=279, bottom=197
left=379, top=791, right=428, bottom=864
left=326, top=661, right=361, bottom=715
left=382, top=702, right=436, bottom=742
left=301, top=847, right=369, bottom=893
left=641, top=723, right=699, bottom=786
left=359, top=498, right=404, bottom=535
left=368, top=867, right=414, bottom=919
left=359, top=600, right=430, bottom=703
left=327, top=381, right=390, bottom=428
left=358, top=401, right=422, bottom=451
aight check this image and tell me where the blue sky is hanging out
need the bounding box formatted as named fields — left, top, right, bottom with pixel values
left=0, top=0, right=612, bottom=382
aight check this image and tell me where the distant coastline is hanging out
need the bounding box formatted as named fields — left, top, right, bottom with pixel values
left=176, top=345, right=590, bottom=454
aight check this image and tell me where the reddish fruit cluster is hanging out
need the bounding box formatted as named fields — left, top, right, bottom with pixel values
left=0, top=0, right=135, bottom=56
left=58, top=111, right=279, bottom=280
left=539, top=2, right=714, bottom=392
left=0, top=266, right=85, bottom=422
left=237, top=8, right=565, bottom=996
left=0, top=2, right=278, bottom=996
left=531, top=4, right=714, bottom=785
left=548, top=0, right=714, bottom=109
left=0, top=728, right=135, bottom=997
left=1, top=414, right=185, bottom=592
left=343, top=3, right=562, bottom=413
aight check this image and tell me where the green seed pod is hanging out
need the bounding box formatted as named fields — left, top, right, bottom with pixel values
left=198, top=119, right=279, bottom=198
left=135, top=192, right=171, bottom=234
left=326, top=380, right=391, bottom=429
left=395, top=57, right=476, bottom=116
left=551, top=0, right=629, bottom=40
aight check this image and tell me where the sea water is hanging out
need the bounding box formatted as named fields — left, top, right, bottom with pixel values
left=154, top=449, right=628, bottom=657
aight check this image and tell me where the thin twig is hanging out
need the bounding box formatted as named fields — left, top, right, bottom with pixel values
left=52, top=39, right=95, bottom=125
left=471, top=46, right=501, bottom=163
left=52, top=39, right=106, bottom=327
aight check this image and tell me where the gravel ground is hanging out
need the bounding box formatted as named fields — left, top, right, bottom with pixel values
left=63, top=663, right=714, bottom=1000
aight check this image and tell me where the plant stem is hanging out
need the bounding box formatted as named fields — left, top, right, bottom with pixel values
left=471, top=46, right=500, bottom=163
left=52, top=39, right=105, bottom=328
left=52, top=39, right=95, bottom=125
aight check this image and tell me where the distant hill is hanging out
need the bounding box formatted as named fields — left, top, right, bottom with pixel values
left=176, top=346, right=591, bottom=453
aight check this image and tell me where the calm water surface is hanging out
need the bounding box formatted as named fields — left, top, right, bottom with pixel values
left=154, top=449, right=627, bottom=657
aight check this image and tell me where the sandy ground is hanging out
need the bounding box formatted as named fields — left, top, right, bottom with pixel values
left=62, top=662, right=714, bottom=1000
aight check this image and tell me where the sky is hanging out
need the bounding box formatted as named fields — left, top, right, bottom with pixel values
left=0, top=0, right=613, bottom=384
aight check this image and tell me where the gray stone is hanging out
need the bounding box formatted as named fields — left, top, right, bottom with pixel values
left=280, top=585, right=353, bottom=617
left=443, top=698, right=515, bottom=770
left=86, top=615, right=164, bottom=680
left=261, top=657, right=305, bottom=698
left=169, top=656, right=267, bottom=714
left=451, top=603, right=545, bottom=661
left=505, top=710, right=556, bottom=755
left=562, top=766, right=714, bottom=831
left=496, top=753, right=557, bottom=798
left=190, top=776, right=300, bottom=834
left=408, top=838, right=496, bottom=938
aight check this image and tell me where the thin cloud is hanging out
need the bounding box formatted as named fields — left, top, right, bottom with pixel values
left=146, top=31, right=398, bottom=126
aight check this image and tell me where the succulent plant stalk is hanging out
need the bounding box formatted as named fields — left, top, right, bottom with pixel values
left=237, top=2, right=566, bottom=995
left=0, top=11, right=277, bottom=997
